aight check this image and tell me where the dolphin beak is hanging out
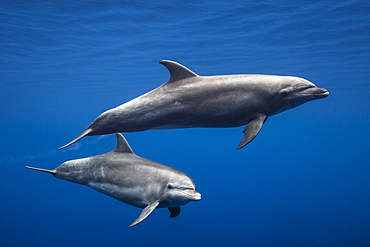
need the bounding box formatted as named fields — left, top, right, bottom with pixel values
left=193, top=191, right=202, bottom=201
left=301, top=87, right=329, bottom=99
left=314, top=87, right=329, bottom=98
left=178, top=189, right=202, bottom=201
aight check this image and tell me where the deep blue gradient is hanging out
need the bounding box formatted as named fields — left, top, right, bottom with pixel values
left=1, top=1, right=370, bottom=246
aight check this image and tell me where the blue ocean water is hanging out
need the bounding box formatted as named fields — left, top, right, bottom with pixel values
left=1, top=0, right=370, bottom=246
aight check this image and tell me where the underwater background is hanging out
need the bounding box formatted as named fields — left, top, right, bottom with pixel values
left=1, top=1, right=370, bottom=246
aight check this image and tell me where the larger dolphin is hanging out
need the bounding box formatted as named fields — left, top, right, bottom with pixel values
left=59, top=60, right=329, bottom=150
left=27, top=134, right=201, bottom=227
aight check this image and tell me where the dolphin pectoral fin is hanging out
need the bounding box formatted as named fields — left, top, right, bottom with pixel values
left=168, top=206, right=181, bottom=218
left=129, top=201, right=160, bottom=227
left=57, top=128, right=92, bottom=150
left=237, top=115, right=267, bottom=149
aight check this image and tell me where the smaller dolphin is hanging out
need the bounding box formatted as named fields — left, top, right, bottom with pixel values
left=26, top=134, right=201, bottom=227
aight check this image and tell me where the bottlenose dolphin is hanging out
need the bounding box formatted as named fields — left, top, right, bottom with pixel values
left=59, top=60, right=329, bottom=150
left=26, top=134, right=201, bottom=227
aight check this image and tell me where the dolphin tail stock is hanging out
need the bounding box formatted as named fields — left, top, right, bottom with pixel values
left=25, top=166, right=56, bottom=174
left=57, top=128, right=92, bottom=150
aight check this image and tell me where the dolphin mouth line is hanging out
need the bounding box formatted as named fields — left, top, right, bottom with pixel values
left=316, top=91, right=329, bottom=98
left=298, top=87, right=329, bottom=98
left=178, top=190, right=201, bottom=201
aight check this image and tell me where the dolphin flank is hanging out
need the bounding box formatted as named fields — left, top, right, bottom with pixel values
left=27, top=134, right=201, bottom=227
left=58, top=60, right=329, bottom=150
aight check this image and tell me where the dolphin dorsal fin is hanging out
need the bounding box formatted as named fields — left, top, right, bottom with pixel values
left=160, top=60, right=198, bottom=83
left=113, top=134, right=134, bottom=154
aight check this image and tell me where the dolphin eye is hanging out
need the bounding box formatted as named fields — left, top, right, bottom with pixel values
left=167, top=184, right=172, bottom=189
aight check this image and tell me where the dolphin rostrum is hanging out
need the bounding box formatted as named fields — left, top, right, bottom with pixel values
left=26, top=134, right=201, bottom=227
left=58, top=60, right=329, bottom=150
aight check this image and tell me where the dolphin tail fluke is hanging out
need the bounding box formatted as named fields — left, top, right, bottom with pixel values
left=25, top=166, right=56, bottom=174
left=57, top=128, right=92, bottom=150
